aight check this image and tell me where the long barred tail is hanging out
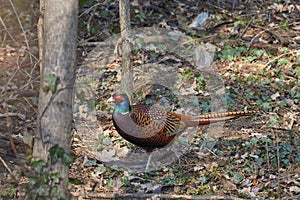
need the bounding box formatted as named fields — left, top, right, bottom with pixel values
left=181, top=110, right=257, bottom=126
left=197, top=110, right=257, bottom=119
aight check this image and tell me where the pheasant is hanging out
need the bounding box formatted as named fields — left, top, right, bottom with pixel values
left=110, top=93, right=256, bottom=170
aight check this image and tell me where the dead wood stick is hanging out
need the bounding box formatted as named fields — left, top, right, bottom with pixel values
left=0, top=156, right=12, bottom=173
left=87, top=192, right=245, bottom=200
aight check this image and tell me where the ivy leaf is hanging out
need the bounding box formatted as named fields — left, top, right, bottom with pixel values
left=44, top=74, right=58, bottom=93
left=49, top=145, right=64, bottom=164
left=62, top=153, right=73, bottom=165
left=31, top=159, right=46, bottom=174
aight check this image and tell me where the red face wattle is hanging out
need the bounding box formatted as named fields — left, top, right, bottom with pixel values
left=113, top=94, right=124, bottom=103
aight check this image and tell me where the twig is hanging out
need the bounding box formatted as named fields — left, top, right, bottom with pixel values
left=86, top=6, right=97, bottom=36
left=0, top=156, right=12, bottom=174
left=5, top=107, right=23, bottom=166
left=0, top=112, right=26, bottom=119
left=265, top=50, right=298, bottom=70
left=265, top=137, right=270, bottom=173
left=0, top=16, right=18, bottom=47
left=275, top=130, right=281, bottom=195
left=248, top=24, right=286, bottom=49
left=8, top=0, right=32, bottom=63
left=78, top=40, right=115, bottom=47
left=238, top=15, right=255, bottom=38
left=5, top=63, right=18, bottom=87
left=78, top=2, right=101, bottom=18
left=23, top=97, right=38, bottom=114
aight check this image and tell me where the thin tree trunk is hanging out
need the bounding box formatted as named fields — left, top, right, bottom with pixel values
left=32, top=0, right=78, bottom=198
left=119, top=0, right=133, bottom=96
left=37, top=0, right=44, bottom=72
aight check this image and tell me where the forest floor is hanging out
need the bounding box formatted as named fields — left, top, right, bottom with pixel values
left=0, top=0, right=299, bottom=199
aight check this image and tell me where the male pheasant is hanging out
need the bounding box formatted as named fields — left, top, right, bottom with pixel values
left=110, top=93, right=255, bottom=170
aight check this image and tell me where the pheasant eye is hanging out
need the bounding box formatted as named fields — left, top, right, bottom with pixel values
left=113, top=94, right=124, bottom=103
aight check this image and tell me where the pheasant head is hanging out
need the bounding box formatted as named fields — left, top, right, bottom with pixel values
left=112, top=93, right=131, bottom=114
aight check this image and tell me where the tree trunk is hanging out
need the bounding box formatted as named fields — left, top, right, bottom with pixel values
left=31, top=0, right=78, bottom=198
left=119, top=0, right=133, bottom=96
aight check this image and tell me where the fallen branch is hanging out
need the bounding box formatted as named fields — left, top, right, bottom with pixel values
left=0, top=156, right=12, bottom=173
left=87, top=192, right=245, bottom=200
left=0, top=112, right=26, bottom=119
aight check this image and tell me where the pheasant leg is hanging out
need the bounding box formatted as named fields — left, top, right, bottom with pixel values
left=145, top=152, right=153, bottom=171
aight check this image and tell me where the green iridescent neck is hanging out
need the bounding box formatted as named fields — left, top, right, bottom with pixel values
left=114, top=98, right=131, bottom=114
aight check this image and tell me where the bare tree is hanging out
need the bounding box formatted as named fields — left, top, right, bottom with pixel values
left=119, top=0, right=133, bottom=96
left=31, top=0, right=78, bottom=198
